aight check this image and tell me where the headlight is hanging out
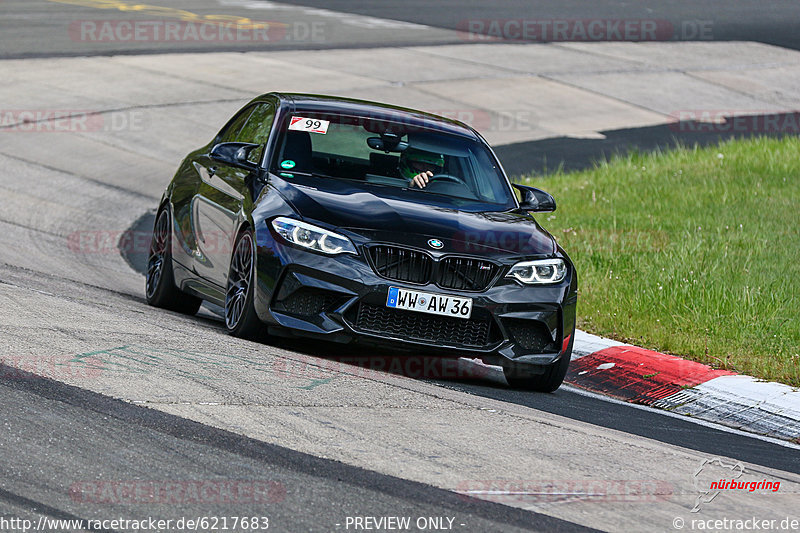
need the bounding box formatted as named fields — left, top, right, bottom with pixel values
left=271, top=217, right=357, bottom=255
left=506, top=258, right=566, bottom=284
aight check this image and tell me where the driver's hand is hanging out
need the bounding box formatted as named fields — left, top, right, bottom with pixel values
left=411, top=171, right=433, bottom=188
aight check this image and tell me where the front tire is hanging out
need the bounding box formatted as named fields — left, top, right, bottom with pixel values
left=145, top=207, right=202, bottom=315
left=224, top=228, right=262, bottom=339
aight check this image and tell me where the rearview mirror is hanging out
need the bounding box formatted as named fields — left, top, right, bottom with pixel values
left=210, top=142, right=261, bottom=170
left=367, top=136, right=408, bottom=153
left=512, top=183, right=557, bottom=212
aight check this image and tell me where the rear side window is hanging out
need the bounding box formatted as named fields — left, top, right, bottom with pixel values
left=236, top=103, right=275, bottom=164
left=217, top=106, right=254, bottom=144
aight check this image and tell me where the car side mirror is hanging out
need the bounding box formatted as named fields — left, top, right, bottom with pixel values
left=512, top=183, right=557, bottom=212
left=210, top=142, right=261, bottom=170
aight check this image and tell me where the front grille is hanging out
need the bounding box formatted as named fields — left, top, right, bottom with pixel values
left=436, top=257, right=499, bottom=291
left=368, top=245, right=432, bottom=284
left=503, top=319, right=557, bottom=352
left=368, top=245, right=500, bottom=291
left=274, top=288, right=342, bottom=317
left=354, top=303, right=493, bottom=348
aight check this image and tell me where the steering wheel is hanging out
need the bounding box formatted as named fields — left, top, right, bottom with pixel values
left=428, top=173, right=467, bottom=187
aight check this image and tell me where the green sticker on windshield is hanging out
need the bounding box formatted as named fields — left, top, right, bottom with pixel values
left=280, top=159, right=296, bottom=169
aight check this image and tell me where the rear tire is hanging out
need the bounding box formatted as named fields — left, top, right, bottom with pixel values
left=224, top=228, right=263, bottom=340
left=145, top=207, right=202, bottom=315
left=503, top=338, right=573, bottom=392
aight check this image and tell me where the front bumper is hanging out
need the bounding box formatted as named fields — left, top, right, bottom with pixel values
left=253, top=226, right=577, bottom=367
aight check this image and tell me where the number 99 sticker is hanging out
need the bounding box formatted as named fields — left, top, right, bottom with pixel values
left=288, top=116, right=330, bottom=134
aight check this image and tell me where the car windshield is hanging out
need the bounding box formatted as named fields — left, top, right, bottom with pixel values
left=270, top=112, right=516, bottom=210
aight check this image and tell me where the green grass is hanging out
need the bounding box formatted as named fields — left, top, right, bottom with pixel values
left=519, top=136, right=800, bottom=386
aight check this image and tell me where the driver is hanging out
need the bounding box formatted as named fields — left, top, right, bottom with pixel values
left=398, top=147, right=445, bottom=189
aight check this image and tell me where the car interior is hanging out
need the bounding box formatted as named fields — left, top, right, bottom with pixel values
left=274, top=126, right=484, bottom=201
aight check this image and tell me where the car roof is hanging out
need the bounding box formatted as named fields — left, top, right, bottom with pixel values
left=254, top=92, right=481, bottom=140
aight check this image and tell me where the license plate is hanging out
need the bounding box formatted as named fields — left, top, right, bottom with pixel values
left=386, top=287, right=472, bottom=319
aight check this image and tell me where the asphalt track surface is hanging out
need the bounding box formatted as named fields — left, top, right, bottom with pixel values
left=0, top=0, right=462, bottom=58
left=283, top=0, right=800, bottom=51
left=5, top=0, right=800, bottom=58
left=1, top=364, right=590, bottom=533
left=492, top=117, right=800, bottom=176
left=3, top=1, right=800, bottom=532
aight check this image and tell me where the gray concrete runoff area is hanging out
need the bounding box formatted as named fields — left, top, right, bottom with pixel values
left=1, top=40, right=800, bottom=532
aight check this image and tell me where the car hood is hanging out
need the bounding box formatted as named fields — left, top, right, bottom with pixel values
left=270, top=174, right=556, bottom=257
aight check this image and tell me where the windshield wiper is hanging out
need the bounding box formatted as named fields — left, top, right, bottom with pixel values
left=274, top=169, right=340, bottom=180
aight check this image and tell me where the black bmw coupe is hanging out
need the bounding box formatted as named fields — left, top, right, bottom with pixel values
left=146, top=93, right=577, bottom=391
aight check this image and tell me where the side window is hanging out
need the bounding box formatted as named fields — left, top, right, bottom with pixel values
left=236, top=103, right=275, bottom=164
left=218, top=106, right=255, bottom=144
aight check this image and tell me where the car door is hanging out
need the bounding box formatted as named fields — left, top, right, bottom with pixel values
left=191, top=102, right=276, bottom=287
